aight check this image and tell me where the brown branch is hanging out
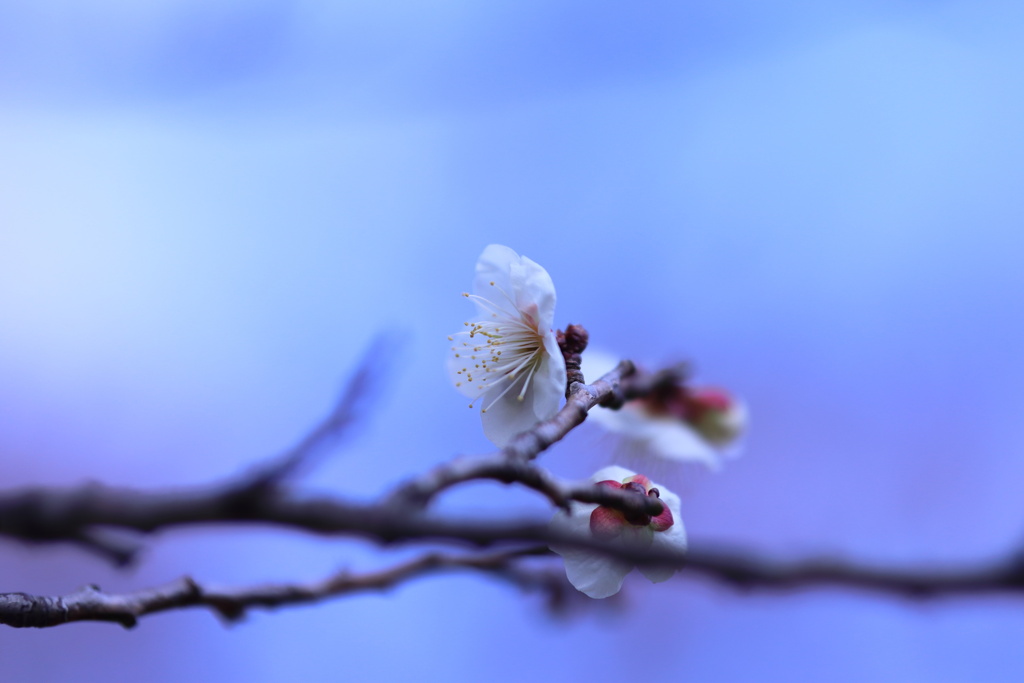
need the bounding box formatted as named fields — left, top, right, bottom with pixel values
left=0, top=547, right=562, bottom=629
left=0, top=482, right=684, bottom=568
left=389, top=360, right=659, bottom=507
left=0, top=356, right=690, bottom=588
left=11, top=540, right=1024, bottom=630
left=243, top=331, right=398, bottom=489
left=682, top=545, right=1024, bottom=599
left=386, top=454, right=664, bottom=516
left=10, top=342, right=1024, bottom=633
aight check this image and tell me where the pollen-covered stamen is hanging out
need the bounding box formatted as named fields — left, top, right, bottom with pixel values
left=451, top=286, right=548, bottom=412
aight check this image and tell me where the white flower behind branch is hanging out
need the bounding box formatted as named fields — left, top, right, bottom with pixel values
left=583, top=350, right=747, bottom=470
left=550, top=465, right=686, bottom=599
left=447, top=245, right=567, bottom=446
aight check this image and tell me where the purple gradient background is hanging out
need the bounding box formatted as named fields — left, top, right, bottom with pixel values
left=3, top=1, right=1024, bottom=681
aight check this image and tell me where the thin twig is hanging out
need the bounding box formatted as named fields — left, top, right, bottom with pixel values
left=386, top=455, right=664, bottom=515
left=390, top=360, right=649, bottom=507
left=244, top=332, right=399, bottom=489
left=0, top=547, right=558, bottom=629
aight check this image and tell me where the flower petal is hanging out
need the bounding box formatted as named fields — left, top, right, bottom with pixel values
left=509, top=254, right=557, bottom=331
left=529, top=333, right=567, bottom=422
left=637, top=489, right=687, bottom=584
left=643, top=419, right=721, bottom=468
left=549, top=499, right=635, bottom=598
left=479, top=378, right=541, bottom=446
left=471, top=245, right=557, bottom=331
left=623, top=473, right=653, bottom=490
left=636, top=559, right=678, bottom=584
left=589, top=506, right=627, bottom=539
left=589, top=465, right=639, bottom=483
left=649, top=503, right=674, bottom=532
left=472, top=244, right=520, bottom=303
left=549, top=500, right=597, bottom=536
left=559, top=547, right=633, bottom=599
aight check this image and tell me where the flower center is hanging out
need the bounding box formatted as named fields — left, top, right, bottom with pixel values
left=450, top=282, right=547, bottom=412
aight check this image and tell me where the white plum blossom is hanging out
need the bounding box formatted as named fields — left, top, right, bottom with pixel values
left=582, top=350, right=747, bottom=470
left=447, top=245, right=567, bottom=447
left=550, top=465, right=686, bottom=599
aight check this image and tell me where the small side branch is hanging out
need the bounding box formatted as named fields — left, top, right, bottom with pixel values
left=0, top=547, right=556, bottom=629
left=386, top=455, right=664, bottom=516
left=243, top=332, right=397, bottom=489
left=391, top=360, right=661, bottom=507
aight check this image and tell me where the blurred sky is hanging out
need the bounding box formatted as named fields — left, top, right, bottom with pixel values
left=2, top=1, right=1024, bottom=681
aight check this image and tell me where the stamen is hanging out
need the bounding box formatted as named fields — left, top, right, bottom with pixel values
left=516, top=363, right=538, bottom=400
left=482, top=372, right=527, bottom=412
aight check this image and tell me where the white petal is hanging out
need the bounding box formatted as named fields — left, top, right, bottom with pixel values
left=478, top=332, right=565, bottom=447
left=479, top=380, right=542, bottom=446
left=587, top=402, right=651, bottom=436
left=636, top=558, right=678, bottom=584
left=548, top=500, right=597, bottom=536
left=589, top=464, right=637, bottom=483
left=550, top=504, right=632, bottom=599
left=642, top=419, right=721, bottom=468
left=530, top=334, right=567, bottom=421
left=510, top=254, right=557, bottom=330
left=473, top=244, right=520, bottom=300
left=471, top=246, right=556, bottom=328
left=637, top=489, right=687, bottom=584
left=589, top=401, right=725, bottom=468
left=560, top=547, right=633, bottom=598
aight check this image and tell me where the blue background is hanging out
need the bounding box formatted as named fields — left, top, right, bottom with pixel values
left=2, top=1, right=1024, bottom=681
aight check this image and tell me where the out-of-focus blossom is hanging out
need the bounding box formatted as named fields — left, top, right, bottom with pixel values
left=583, top=350, right=747, bottom=469
left=550, top=465, right=686, bottom=599
left=447, top=245, right=567, bottom=446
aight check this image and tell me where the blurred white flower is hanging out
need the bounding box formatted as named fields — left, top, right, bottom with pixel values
left=447, top=245, right=567, bottom=446
left=550, top=465, right=686, bottom=599
left=583, top=350, right=747, bottom=469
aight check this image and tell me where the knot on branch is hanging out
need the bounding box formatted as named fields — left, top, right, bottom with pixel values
left=556, top=324, right=589, bottom=397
